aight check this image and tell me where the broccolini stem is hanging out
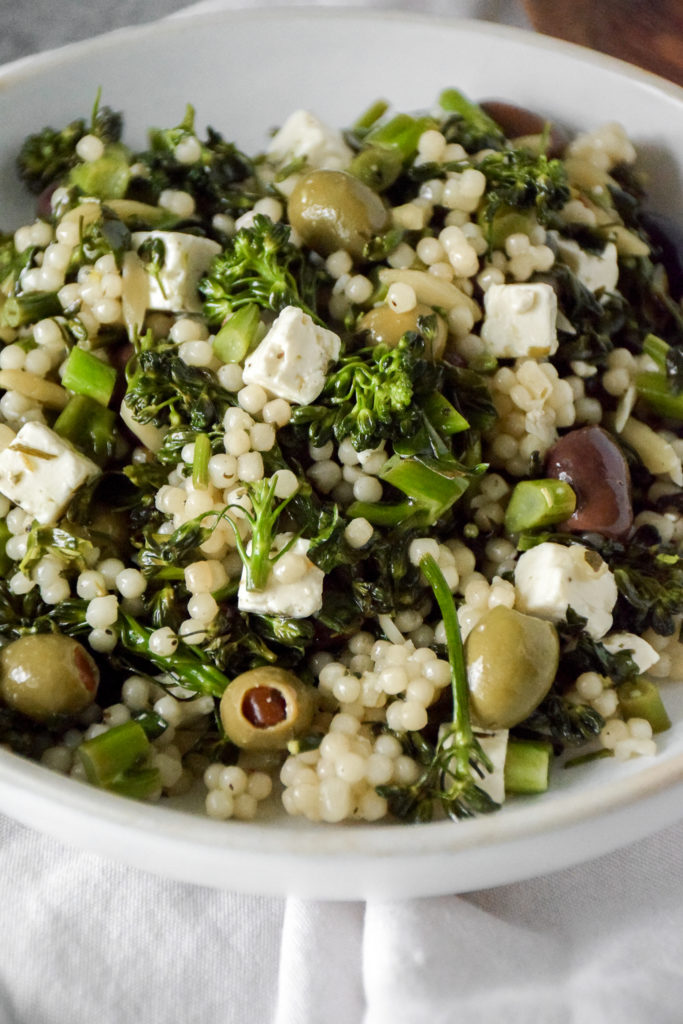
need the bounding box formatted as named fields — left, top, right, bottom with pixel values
left=119, top=614, right=229, bottom=697
left=0, top=291, right=62, bottom=328
left=419, top=553, right=472, bottom=758
left=192, top=433, right=211, bottom=490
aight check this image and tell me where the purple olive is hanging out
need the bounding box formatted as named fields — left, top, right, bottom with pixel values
left=480, top=101, right=568, bottom=157
left=545, top=425, right=633, bottom=539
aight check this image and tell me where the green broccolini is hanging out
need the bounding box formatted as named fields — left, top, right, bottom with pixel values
left=16, top=98, right=123, bottom=195
left=199, top=214, right=327, bottom=325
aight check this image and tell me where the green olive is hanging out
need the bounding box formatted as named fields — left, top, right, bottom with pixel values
left=287, top=170, right=388, bottom=258
left=465, top=606, right=559, bottom=729
left=219, top=666, right=316, bottom=750
left=357, top=303, right=447, bottom=358
left=0, top=634, right=99, bottom=722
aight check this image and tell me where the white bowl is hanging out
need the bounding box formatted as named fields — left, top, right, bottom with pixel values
left=0, top=8, right=682, bottom=900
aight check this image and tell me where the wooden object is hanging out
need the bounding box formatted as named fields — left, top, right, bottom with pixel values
left=523, top=0, right=683, bottom=87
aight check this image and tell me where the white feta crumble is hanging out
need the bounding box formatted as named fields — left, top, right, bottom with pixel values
left=0, top=422, right=100, bottom=526
left=474, top=729, right=509, bottom=804
left=514, top=541, right=618, bottom=639
left=555, top=238, right=619, bottom=294
left=267, top=110, right=353, bottom=173
left=480, top=282, right=558, bottom=359
left=129, top=231, right=221, bottom=314
left=237, top=536, right=324, bottom=618
left=242, top=305, right=341, bottom=405
left=602, top=632, right=660, bottom=674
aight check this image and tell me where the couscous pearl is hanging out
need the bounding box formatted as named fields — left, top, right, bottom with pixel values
left=393, top=755, right=420, bottom=784
left=208, top=454, right=238, bottom=488
left=205, top=789, right=234, bottom=820
left=628, top=717, right=653, bottom=740
left=345, top=275, right=373, bottom=304
left=41, top=578, right=71, bottom=605
left=154, top=695, right=183, bottom=728
left=246, top=772, right=272, bottom=801
left=0, top=346, right=26, bottom=370
left=262, top=398, right=291, bottom=427
left=98, top=558, right=126, bottom=587
left=122, top=676, right=150, bottom=710
left=237, top=451, right=264, bottom=482
left=308, top=460, right=342, bottom=493
left=387, top=282, right=417, bottom=314
left=233, top=793, right=259, bottom=820
left=576, top=672, right=604, bottom=701
left=159, top=189, right=195, bottom=218
left=225, top=428, right=251, bottom=457
left=88, top=628, right=117, bottom=653
left=324, top=250, right=352, bottom=281
left=76, top=134, right=105, bottom=161
left=77, top=570, right=107, bottom=599
left=272, top=552, right=309, bottom=584
left=238, top=384, right=268, bottom=415
left=216, top=363, right=244, bottom=391
left=250, top=422, right=276, bottom=451
left=24, top=349, right=52, bottom=376
left=188, top=592, right=219, bottom=621
left=115, top=568, right=147, bottom=599
left=41, top=747, right=73, bottom=773
left=86, top=595, right=119, bottom=629
left=174, top=135, right=202, bottom=164
left=352, top=475, right=383, bottom=503
left=272, top=469, right=299, bottom=499
left=170, top=317, right=206, bottom=344
left=179, top=340, right=213, bottom=366
left=204, top=763, right=223, bottom=790
left=344, top=517, right=373, bottom=548
left=253, top=197, right=283, bottom=222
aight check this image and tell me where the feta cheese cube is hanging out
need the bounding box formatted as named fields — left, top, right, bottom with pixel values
left=474, top=729, right=509, bottom=804
left=602, top=632, right=660, bottom=673
left=237, top=536, right=324, bottom=618
left=267, top=110, right=353, bottom=173
left=556, top=238, right=619, bottom=293
left=129, top=231, right=221, bottom=314
left=242, top=305, right=341, bottom=405
left=514, top=541, right=618, bottom=639
left=0, top=422, right=100, bottom=526
left=480, top=283, right=558, bottom=359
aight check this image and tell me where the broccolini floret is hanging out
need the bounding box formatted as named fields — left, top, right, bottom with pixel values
left=478, top=145, right=570, bottom=226
left=199, top=214, right=326, bottom=325
left=16, top=101, right=123, bottom=195
left=291, top=331, right=441, bottom=451
left=132, top=104, right=254, bottom=217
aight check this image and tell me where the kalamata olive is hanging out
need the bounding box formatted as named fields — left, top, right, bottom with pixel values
left=545, top=425, right=633, bottom=540
left=219, top=666, right=315, bottom=750
left=357, top=302, right=447, bottom=357
left=287, top=170, right=389, bottom=259
left=0, top=634, right=99, bottom=721
left=465, top=606, right=559, bottom=730
left=479, top=101, right=568, bottom=157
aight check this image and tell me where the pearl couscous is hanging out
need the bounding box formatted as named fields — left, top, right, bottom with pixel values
left=0, top=90, right=680, bottom=825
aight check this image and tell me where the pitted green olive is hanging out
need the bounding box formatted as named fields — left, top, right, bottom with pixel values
left=287, top=170, right=389, bottom=258
left=219, top=666, right=315, bottom=750
left=357, top=303, right=447, bottom=358
left=465, top=606, right=559, bottom=729
left=0, top=633, right=99, bottom=721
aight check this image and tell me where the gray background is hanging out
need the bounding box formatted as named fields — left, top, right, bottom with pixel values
left=0, top=0, right=529, bottom=65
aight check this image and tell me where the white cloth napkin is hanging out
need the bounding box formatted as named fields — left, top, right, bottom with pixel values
left=2, top=3, right=683, bottom=1023
left=2, top=812, right=683, bottom=1023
